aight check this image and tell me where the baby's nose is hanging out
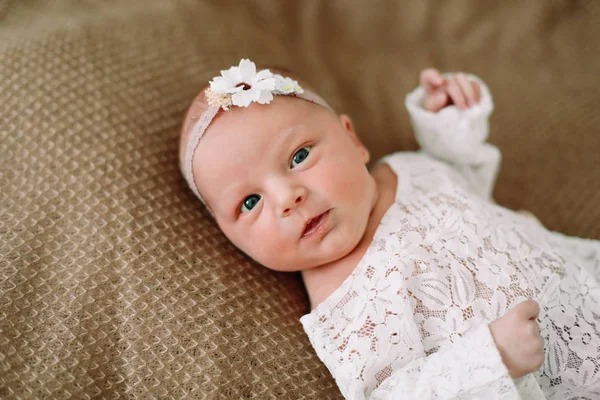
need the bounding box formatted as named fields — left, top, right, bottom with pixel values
left=281, top=194, right=304, bottom=216
left=276, top=183, right=308, bottom=217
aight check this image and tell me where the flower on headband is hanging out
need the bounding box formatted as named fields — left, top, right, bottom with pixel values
left=209, top=59, right=276, bottom=108
left=206, top=59, right=304, bottom=109
left=204, top=89, right=233, bottom=110
left=274, top=75, right=304, bottom=95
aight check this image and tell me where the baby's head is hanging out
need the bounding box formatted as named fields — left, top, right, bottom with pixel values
left=179, top=59, right=378, bottom=272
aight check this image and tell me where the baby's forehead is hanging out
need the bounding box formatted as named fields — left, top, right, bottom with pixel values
left=209, top=97, right=321, bottom=142
left=183, top=95, right=335, bottom=179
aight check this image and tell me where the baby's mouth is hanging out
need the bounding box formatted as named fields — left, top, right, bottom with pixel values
left=302, top=210, right=330, bottom=238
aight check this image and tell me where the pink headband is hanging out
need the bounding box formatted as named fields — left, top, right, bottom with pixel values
left=181, top=59, right=333, bottom=209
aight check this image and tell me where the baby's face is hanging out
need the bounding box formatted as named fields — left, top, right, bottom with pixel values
left=193, top=96, right=378, bottom=272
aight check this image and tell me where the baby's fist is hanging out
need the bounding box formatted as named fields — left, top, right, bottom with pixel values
left=420, top=68, right=481, bottom=112
left=489, top=300, right=545, bottom=379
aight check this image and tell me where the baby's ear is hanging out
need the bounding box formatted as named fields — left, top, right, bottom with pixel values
left=339, top=114, right=370, bottom=164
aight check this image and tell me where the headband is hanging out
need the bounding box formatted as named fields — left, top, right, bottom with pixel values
left=181, top=59, right=333, bottom=209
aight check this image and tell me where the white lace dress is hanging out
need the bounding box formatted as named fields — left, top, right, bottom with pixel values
left=300, top=76, right=600, bottom=400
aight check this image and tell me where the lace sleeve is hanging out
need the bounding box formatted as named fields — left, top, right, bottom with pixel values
left=404, top=74, right=500, bottom=201
left=367, top=324, right=521, bottom=399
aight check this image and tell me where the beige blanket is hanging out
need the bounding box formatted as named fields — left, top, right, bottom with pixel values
left=1, top=1, right=598, bottom=398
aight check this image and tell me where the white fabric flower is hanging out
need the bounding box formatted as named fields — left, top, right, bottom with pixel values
left=274, top=74, right=304, bottom=95
left=471, top=291, right=508, bottom=322
left=209, top=59, right=276, bottom=107
left=560, top=267, right=600, bottom=324
left=423, top=305, right=476, bottom=352
left=564, top=360, right=600, bottom=391
left=568, top=321, right=600, bottom=359
left=475, top=251, right=515, bottom=290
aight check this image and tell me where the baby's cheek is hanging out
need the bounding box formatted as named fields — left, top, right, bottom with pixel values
left=321, top=160, right=369, bottom=205
left=314, top=159, right=352, bottom=192
left=248, top=225, right=298, bottom=270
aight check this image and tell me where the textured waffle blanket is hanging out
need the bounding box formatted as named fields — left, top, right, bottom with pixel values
left=1, top=1, right=598, bottom=398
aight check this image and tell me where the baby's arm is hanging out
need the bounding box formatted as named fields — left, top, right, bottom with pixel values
left=405, top=69, right=500, bottom=201
left=366, top=301, right=545, bottom=399
left=367, top=324, right=517, bottom=399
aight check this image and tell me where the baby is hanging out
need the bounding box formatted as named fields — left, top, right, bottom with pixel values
left=179, top=59, right=600, bottom=399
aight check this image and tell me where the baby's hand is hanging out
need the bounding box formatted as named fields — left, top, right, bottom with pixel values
left=489, top=300, right=545, bottom=379
left=420, top=68, right=481, bottom=112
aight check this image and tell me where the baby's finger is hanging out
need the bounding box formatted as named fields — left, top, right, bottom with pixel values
left=446, top=78, right=467, bottom=110
left=420, top=68, right=444, bottom=93
left=455, top=73, right=476, bottom=107
left=514, top=299, right=540, bottom=320
left=533, top=320, right=542, bottom=337
left=471, top=81, right=481, bottom=103
left=424, top=91, right=448, bottom=112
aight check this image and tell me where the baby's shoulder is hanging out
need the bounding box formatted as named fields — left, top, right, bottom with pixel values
left=380, top=151, right=466, bottom=187
left=380, top=150, right=447, bottom=170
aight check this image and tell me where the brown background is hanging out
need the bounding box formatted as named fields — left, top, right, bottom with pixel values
left=1, top=1, right=598, bottom=398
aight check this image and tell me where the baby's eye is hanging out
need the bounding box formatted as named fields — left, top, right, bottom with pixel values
left=240, top=194, right=261, bottom=213
left=290, top=146, right=311, bottom=168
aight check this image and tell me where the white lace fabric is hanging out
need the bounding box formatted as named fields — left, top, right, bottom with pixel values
left=300, top=77, right=600, bottom=400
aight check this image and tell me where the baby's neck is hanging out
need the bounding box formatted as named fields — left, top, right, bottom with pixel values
left=301, top=162, right=397, bottom=311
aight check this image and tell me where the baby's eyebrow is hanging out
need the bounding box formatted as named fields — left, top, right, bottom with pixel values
left=221, top=182, right=243, bottom=205
left=274, top=124, right=306, bottom=155
left=213, top=195, right=239, bottom=221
